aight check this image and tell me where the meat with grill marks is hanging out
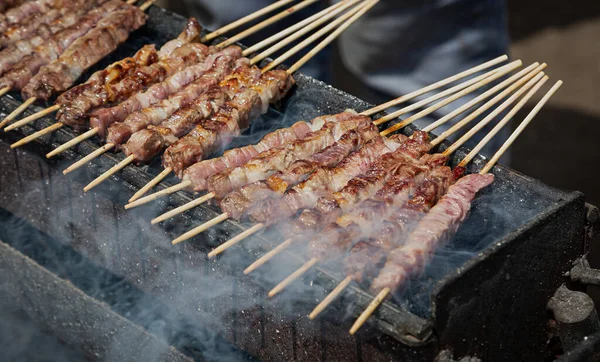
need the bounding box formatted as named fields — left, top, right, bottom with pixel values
left=123, top=63, right=263, bottom=164
left=0, top=5, right=95, bottom=76
left=22, top=4, right=148, bottom=101
left=369, top=172, right=494, bottom=293
left=109, top=54, right=245, bottom=148
left=244, top=134, right=406, bottom=226
left=56, top=44, right=158, bottom=130
left=342, top=164, right=455, bottom=283
left=289, top=137, right=440, bottom=264
left=162, top=69, right=294, bottom=178
left=0, top=0, right=130, bottom=91
left=0, top=0, right=61, bottom=33
left=57, top=18, right=202, bottom=130
left=180, top=120, right=313, bottom=192
left=0, top=0, right=104, bottom=48
left=90, top=45, right=239, bottom=138
left=208, top=114, right=373, bottom=200
left=219, top=122, right=382, bottom=221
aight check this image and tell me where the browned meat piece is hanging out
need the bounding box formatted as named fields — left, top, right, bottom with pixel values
left=21, top=3, right=147, bottom=100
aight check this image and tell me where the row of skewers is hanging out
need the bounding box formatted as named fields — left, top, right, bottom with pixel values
left=0, top=0, right=562, bottom=335
left=127, top=59, right=560, bottom=334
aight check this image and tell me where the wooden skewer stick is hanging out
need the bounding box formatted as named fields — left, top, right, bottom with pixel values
left=151, top=191, right=215, bottom=224
left=217, top=0, right=321, bottom=49
left=242, top=1, right=347, bottom=57
left=244, top=238, right=293, bottom=274
left=442, top=74, right=548, bottom=155
left=201, top=0, right=296, bottom=43
left=124, top=180, right=192, bottom=209
left=458, top=76, right=549, bottom=167
left=138, top=0, right=157, bottom=12
left=372, top=68, right=499, bottom=126
left=151, top=191, right=215, bottom=222
left=172, top=212, right=229, bottom=245
left=1, top=97, right=36, bottom=129
left=362, top=55, right=508, bottom=116
left=83, top=155, right=135, bottom=192
left=421, top=62, right=544, bottom=134
left=63, top=143, right=115, bottom=175
left=63, top=141, right=115, bottom=173
left=126, top=0, right=138, bottom=5
left=349, top=287, right=390, bottom=335
left=0, top=86, right=11, bottom=97
left=250, top=0, right=361, bottom=65
left=286, top=0, right=380, bottom=75
left=47, top=128, right=99, bottom=158
left=10, top=123, right=63, bottom=148
left=3, top=104, right=60, bottom=131
left=207, top=223, right=265, bottom=258
left=268, top=257, right=319, bottom=297
left=427, top=65, right=547, bottom=147
left=309, top=275, right=353, bottom=319
left=129, top=167, right=173, bottom=203
left=480, top=80, right=562, bottom=174
left=378, top=60, right=525, bottom=136
left=262, top=0, right=377, bottom=73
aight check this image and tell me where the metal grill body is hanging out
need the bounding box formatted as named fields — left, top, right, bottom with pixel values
left=0, top=7, right=589, bottom=362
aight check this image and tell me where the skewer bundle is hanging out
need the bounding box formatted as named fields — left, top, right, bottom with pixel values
left=0, top=0, right=336, bottom=134
left=0, top=0, right=375, bottom=181
left=114, top=49, right=559, bottom=335
left=6, top=0, right=379, bottom=193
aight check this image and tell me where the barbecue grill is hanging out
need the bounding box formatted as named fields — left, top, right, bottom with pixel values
left=1, top=5, right=598, bottom=362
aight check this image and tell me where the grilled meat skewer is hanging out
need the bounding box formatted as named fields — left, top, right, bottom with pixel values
left=106, top=54, right=245, bottom=147
left=208, top=113, right=373, bottom=200
left=161, top=68, right=294, bottom=178
left=179, top=119, right=318, bottom=192
left=244, top=134, right=406, bottom=228
left=220, top=123, right=382, bottom=221
left=161, top=106, right=360, bottom=194
left=343, top=165, right=455, bottom=283
left=89, top=45, right=240, bottom=137
left=56, top=17, right=202, bottom=130
left=21, top=3, right=147, bottom=101
left=123, top=64, right=290, bottom=166
left=0, top=0, right=110, bottom=77
left=369, top=173, right=493, bottom=293
left=0, top=0, right=102, bottom=48
left=0, top=0, right=136, bottom=92
left=0, top=0, right=61, bottom=33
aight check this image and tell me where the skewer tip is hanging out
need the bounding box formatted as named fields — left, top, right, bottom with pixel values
left=171, top=212, right=230, bottom=246
left=267, top=257, right=319, bottom=298
left=349, top=287, right=390, bottom=335
left=125, top=179, right=192, bottom=209
left=83, top=155, right=134, bottom=192
left=207, top=223, right=264, bottom=258
left=243, top=238, right=293, bottom=275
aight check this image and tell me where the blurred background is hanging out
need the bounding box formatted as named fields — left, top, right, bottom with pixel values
left=157, top=0, right=600, bottom=207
